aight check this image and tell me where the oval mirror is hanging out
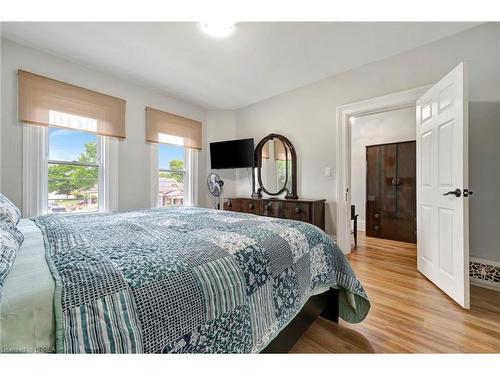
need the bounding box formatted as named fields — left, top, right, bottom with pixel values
left=254, top=134, right=298, bottom=199
left=260, top=139, right=291, bottom=194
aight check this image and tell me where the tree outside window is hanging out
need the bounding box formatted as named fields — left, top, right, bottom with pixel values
left=48, top=132, right=99, bottom=213
left=158, top=144, right=185, bottom=207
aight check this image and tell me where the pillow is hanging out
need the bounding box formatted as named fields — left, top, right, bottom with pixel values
left=0, top=221, right=24, bottom=246
left=0, top=193, right=22, bottom=226
left=0, top=225, right=21, bottom=294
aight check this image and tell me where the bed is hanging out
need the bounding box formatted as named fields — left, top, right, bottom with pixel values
left=0, top=206, right=370, bottom=353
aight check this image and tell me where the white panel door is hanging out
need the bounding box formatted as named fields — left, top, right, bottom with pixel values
left=416, top=62, right=470, bottom=308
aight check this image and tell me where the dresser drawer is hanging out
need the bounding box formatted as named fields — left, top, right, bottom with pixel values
left=223, top=199, right=236, bottom=211
left=224, top=198, right=260, bottom=215
left=240, top=199, right=261, bottom=215
left=262, top=200, right=311, bottom=223
left=280, top=201, right=311, bottom=222
left=224, top=198, right=325, bottom=231
left=282, top=202, right=310, bottom=223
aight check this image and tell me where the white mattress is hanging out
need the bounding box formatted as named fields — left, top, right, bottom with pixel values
left=0, top=219, right=55, bottom=353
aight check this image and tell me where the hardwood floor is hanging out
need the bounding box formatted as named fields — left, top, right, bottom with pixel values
left=290, top=232, right=500, bottom=353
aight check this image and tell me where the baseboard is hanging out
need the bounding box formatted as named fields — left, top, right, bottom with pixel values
left=469, top=257, right=500, bottom=292
left=470, top=278, right=500, bottom=292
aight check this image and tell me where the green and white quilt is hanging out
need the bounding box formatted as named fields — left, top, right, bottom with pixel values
left=34, top=206, right=370, bottom=353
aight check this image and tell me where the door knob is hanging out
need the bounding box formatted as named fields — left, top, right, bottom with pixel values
left=391, top=177, right=401, bottom=186
left=463, top=189, right=474, bottom=197
left=443, top=189, right=462, bottom=197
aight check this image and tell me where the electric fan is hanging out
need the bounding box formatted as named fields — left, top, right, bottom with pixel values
left=207, top=172, right=224, bottom=210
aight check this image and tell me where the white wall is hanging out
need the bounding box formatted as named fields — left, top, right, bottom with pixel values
left=199, top=110, right=237, bottom=209
left=351, top=107, right=416, bottom=230
left=468, top=102, right=500, bottom=262
left=0, top=39, right=207, bottom=212
left=234, top=23, right=500, bottom=262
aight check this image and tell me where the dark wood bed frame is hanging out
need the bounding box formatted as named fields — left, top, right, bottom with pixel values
left=261, top=287, right=339, bottom=353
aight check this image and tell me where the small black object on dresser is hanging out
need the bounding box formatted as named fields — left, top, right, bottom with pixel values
left=223, top=197, right=326, bottom=231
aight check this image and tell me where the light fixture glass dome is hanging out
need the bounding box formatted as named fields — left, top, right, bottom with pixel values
left=199, top=22, right=236, bottom=38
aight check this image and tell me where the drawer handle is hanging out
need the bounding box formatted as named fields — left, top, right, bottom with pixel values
left=374, top=225, right=380, bottom=231
left=295, top=207, right=301, bottom=214
left=374, top=213, right=380, bottom=219
left=263, top=202, right=272, bottom=216
left=249, top=204, right=254, bottom=209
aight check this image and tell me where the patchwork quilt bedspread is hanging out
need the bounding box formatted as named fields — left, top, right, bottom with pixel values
left=34, top=206, right=370, bottom=353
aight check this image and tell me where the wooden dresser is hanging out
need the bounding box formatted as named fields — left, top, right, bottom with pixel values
left=223, top=197, right=326, bottom=231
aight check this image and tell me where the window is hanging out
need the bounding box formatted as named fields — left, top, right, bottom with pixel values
left=145, top=106, right=200, bottom=208
left=158, top=143, right=186, bottom=207
left=19, top=71, right=122, bottom=218
left=47, top=127, right=101, bottom=213
left=276, top=159, right=292, bottom=191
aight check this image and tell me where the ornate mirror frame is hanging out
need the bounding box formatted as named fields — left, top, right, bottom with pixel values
left=253, top=133, right=298, bottom=199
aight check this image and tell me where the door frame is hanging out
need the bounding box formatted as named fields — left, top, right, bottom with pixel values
left=335, top=85, right=431, bottom=254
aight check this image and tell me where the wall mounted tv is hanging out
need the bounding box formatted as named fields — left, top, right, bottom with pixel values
left=210, top=138, right=255, bottom=169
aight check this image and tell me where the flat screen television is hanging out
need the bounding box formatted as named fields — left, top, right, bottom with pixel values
left=210, top=138, right=255, bottom=169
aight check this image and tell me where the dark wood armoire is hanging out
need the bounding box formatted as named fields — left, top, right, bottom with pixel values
left=366, top=141, right=416, bottom=243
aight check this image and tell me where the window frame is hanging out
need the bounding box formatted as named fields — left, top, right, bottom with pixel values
left=23, top=125, right=119, bottom=217
left=150, top=144, right=197, bottom=208
left=158, top=149, right=186, bottom=207
left=46, top=128, right=103, bottom=213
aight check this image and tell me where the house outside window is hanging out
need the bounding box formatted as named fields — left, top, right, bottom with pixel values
left=158, top=143, right=186, bottom=207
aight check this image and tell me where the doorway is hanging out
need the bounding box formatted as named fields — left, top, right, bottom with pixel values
left=336, top=85, right=429, bottom=254
left=350, top=107, right=417, bottom=245
left=336, top=63, right=471, bottom=309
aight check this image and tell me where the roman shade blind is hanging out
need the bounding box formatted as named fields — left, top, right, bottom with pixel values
left=262, top=139, right=288, bottom=160
left=18, top=70, right=126, bottom=139
left=145, top=106, right=202, bottom=150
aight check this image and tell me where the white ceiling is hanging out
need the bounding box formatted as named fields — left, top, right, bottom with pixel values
left=2, top=22, right=481, bottom=109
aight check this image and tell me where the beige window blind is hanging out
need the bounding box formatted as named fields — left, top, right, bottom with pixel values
left=262, top=139, right=288, bottom=160
left=18, top=70, right=126, bottom=139
left=274, top=140, right=288, bottom=161
left=145, top=107, right=202, bottom=150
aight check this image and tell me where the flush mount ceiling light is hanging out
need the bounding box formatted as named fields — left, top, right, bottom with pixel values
left=199, top=22, right=236, bottom=38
